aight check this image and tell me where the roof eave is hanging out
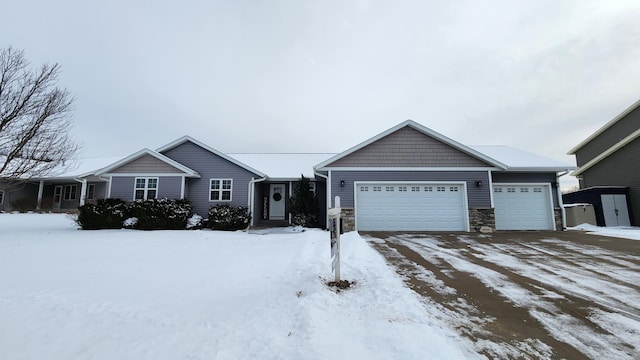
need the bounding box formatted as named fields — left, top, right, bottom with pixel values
left=156, top=135, right=267, bottom=178
left=314, top=120, right=508, bottom=170
left=568, top=97, right=640, bottom=155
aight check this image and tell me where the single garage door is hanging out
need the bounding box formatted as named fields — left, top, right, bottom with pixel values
left=493, top=184, right=554, bottom=230
left=356, top=183, right=468, bottom=231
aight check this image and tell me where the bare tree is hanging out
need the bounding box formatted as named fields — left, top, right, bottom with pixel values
left=0, top=47, right=78, bottom=181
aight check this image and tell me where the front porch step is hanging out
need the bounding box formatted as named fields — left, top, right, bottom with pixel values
left=256, top=220, right=290, bottom=228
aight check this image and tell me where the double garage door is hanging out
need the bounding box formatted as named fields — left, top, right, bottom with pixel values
left=355, top=182, right=555, bottom=231
left=356, top=183, right=468, bottom=231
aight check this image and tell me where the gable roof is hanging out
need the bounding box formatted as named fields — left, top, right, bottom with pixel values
left=314, top=120, right=508, bottom=170
left=572, top=128, right=640, bottom=177
left=156, top=135, right=267, bottom=178
left=568, top=98, right=640, bottom=155
left=95, top=148, right=200, bottom=177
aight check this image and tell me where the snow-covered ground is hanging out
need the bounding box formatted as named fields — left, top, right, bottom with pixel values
left=568, top=223, right=640, bottom=240
left=0, top=214, right=477, bottom=360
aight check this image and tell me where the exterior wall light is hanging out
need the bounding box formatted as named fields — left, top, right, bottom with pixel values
left=340, top=180, right=345, bottom=187
left=475, top=180, right=483, bottom=187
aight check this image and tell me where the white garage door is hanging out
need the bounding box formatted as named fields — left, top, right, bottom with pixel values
left=493, top=184, right=554, bottom=230
left=356, top=183, right=468, bottom=231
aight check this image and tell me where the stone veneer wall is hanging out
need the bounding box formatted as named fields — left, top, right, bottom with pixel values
left=340, top=208, right=355, bottom=232
left=469, top=208, right=495, bottom=232
left=554, top=208, right=564, bottom=230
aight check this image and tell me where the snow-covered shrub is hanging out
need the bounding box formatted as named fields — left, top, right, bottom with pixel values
left=77, top=198, right=128, bottom=230
left=128, top=198, right=193, bottom=230
left=186, top=214, right=204, bottom=229
left=208, top=204, right=251, bottom=231
left=123, top=217, right=138, bottom=228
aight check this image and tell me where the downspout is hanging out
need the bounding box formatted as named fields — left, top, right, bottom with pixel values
left=314, top=169, right=329, bottom=228
left=248, top=176, right=267, bottom=228
left=556, top=170, right=569, bottom=230
left=74, top=178, right=88, bottom=207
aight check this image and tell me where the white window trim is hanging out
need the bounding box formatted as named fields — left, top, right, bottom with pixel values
left=63, top=185, right=77, bottom=201
left=134, top=177, right=159, bottom=201
left=209, top=178, right=233, bottom=202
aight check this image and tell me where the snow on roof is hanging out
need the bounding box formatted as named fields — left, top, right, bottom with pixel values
left=471, top=145, right=575, bottom=171
left=229, top=153, right=336, bottom=179
left=42, top=156, right=125, bottom=179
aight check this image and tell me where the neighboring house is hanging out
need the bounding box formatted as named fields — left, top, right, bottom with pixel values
left=314, top=120, right=573, bottom=232
left=1, top=120, right=574, bottom=232
left=566, top=99, right=640, bottom=226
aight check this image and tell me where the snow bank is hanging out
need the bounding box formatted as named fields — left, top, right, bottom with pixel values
left=568, top=223, right=640, bottom=241
left=0, top=214, right=475, bottom=360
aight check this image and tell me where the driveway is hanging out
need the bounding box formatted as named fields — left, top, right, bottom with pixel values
left=362, top=231, right=640, bottom=360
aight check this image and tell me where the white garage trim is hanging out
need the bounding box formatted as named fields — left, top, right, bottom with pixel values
left=493, top=183, right=555, bottom=230
left=354, top=181, right=470, bottom=232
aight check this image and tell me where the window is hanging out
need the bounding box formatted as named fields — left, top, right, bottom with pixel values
left=210, top=179, right=232, bottom=201
left=450, top=186, right=459, bottom=192
left=411, top=186, right=420, bottom=192
left=437, top=186, right=446, bottom=192
left=309, top=182, right=316, bottom=194
left=87, top=184, right=96, bottom=200
left=360, top=186, right=369, bottom=192
left=507, top=187, right=516, bottom=193
left=494, top=187, right=503, bottom=193
left=399, top=186, right=407, bottom=192
left=0, top=190, right=4, bottom=204
left=63, top=185, right=77, bottom=201
left=135, top=177, right=158, bottom=200
left=520, top=188, right=529, bottom=193
left=424, top=186, right=433, bottom=192
left=373, top=186, right=381, bottom=192
left=386, top=186, right=394, bottom=192
left=534, top=188, right=542, bottom=193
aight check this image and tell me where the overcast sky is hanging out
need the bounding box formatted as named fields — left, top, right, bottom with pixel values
left=3, top=0, right=640, bottom=171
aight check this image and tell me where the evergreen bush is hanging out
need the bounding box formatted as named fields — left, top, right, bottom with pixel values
left=287, top=175, right=320, bottom=227
left=208, top=204, right=251, bottom=231
left=128, top=198, right=193, bottom=230
left=77, top=198, right=128, bottom=230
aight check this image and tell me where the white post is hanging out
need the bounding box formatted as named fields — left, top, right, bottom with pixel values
left=36, top=180, right=44, bottom=209
left=328, top=196, right=341, bottom=282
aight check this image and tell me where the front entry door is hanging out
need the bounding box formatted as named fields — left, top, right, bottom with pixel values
left=269, top=184, right=286, bottom=220
left=53, top=186, right=63, bottom=209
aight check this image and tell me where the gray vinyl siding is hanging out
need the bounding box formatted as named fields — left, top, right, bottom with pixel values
left=575, top=106, right=640, bottom=166
left=491, top=172, right=560, bottom=207
left=111, top=154, right=185, bottom=173
left=110, top=176, right=183, bottom=201
left=330, top=170, right=491, bottom=208
left=161, top=141, right=261, bottom=217
left=327, top=126, right=490, bottom=168
left=580, top=137, right=640, bottom=225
